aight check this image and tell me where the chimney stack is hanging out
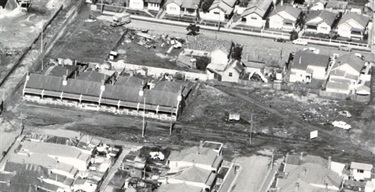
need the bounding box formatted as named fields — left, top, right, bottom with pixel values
left=166, top=177, right=169, bottom=184
left=300, top=152, right=304, bottom=161
left=328, top=156, right=332, bottom=169
left=281, top=0, right=283, bottom=6
left=139, top=86, right=144, bottom=97
left=198, top=140, right=203, bottom=154
left=100, top=80, right=105, bottom=91
left=62, top=75, right=67, bottom=86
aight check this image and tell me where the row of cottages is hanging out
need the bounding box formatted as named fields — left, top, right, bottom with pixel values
left=234, top=0, right=275, bottom=28
left=164, top=0, right=201, bottom=16
left=268, top=4, right=302, bottom=32
left=289, top=50, right=330, bottom=83
left=199, top=0, right=238, bottom=22
left=158, top=141, right=224, bottom=191
left=275, top=153, right=344, bottom=192
left=129, top=0, right=164, bottom=11
left=23, top=72, right=185, bottom=121
left=325, top=53, right=370, bottom=95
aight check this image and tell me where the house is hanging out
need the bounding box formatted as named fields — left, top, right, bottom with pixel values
left=277, top=153, right=343, bottom=192
left=17, top=141, right=91, bottom=171
left=325, top=0, right=348, bottom=13
left=199, top=0, right=237, bottom=22
left=289, top=51, right=330, bottom=83
left=128, top=0, right=144, bottom=10
left=145, top=0, right=163, bottom=11
left=167, top=145, right=223, bottom=172
left=326, top=54, right=365, bottom=95
left=268, top=5, right=302, bottom=32
left=237, top=0, right=274, bottom=28
left=337, top=13, right=370, bottom=40
left=206, top=59, right=244, bottom=83
left=161, top=166, right=217, bottom=191
left=210, top=46, right=229, bottom=65
left=304, top=10, right=337, bottom=34
left=365, top=179, right=375, bottom=192
left=242, top=60, right=268, bottom=83
left=310, top=0, right=327, bottom=11
left=350, top=162, right=373, bottom=181
left=164, top=0, right=200, bottom=16
left=156, top=183, right=203, bottom=192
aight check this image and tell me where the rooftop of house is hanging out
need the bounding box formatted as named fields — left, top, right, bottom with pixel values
left=241, top=0, right=273, bottom=18
left=173, top=166, right=217, bottom=185
left=335, top=54, right=365, bottom=73
left=76, top=71, right=111, bottom=82
left=278, top=163, right=342, bottom=191
left=2, top=163, right=46, bottom=192
left=211, top=46, right=229, bottom=56
left=326, top=81, right=350, bottom=91
left=145, top=0, right=162, bottom=3
left=209, top=0, right=237, bottom=14
left=115, top=76, right=146, bottom=87
left=43, top=65, right=78, bottom=77
left=20, top=141, right=91, bottom=162
left=8, top=153, right=79, bottom=175
left=292, top=51, right=330, bottom=71
left=152, top=81, right=186, bottom=93
left=168, top=146, right=222, bottom=168
left=338, top=13, right=370, bottom=29
left=269, top=5, right=302, bottom=20
left=156, top=183, right=202, bottom=192
left=326, top=0, right=348, bottom=9
left=225, top=59, right=244, bottom=73
left=242, top=60, right=265, bottom=69
left=350, top=162, right=373, bottom=171
left=305, top=10, right=337, bottom=26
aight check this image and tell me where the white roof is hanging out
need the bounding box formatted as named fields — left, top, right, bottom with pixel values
left=351, top=162, right=373, bottom=171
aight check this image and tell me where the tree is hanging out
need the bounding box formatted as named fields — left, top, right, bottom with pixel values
left=294, top=0, right=305, bottom=4
left=186, top=23, right=200, bottom=36
left=231, top=44, right=243, bottom=61
left=196, top=56, right=211, bottom=70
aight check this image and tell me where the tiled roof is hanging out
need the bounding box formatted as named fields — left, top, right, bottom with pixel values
left=270, top=5, right=301, bottom=20
left=326, top=81, right=350, bottom=91
left=76, top=71, right=110, bottom=82
left=181, top=0, right=200, bottom=9
left=350, top=162, right=373, bottom=171
left=174, top=166, right=217, bottom=185
left=335, top=54, right=364, bottom=73
left=241, top=0, right=273, bottom=18
left=153, top=81, right=185, bottom=92
left=306, top=10, right=337, bottom=26
left=338, top=13, right=370, bottom=29
left=169, top=146, right=222, bottom=168
left=292, top=51, right=330, bottom=71
left=145, top=0, right=162, bottom=4
left=115, top=76, right=145, bottom=87
left=26, top=74, right=64, bottom=92
left=156, top=183, right=202, bottom=192
left=63, top=79, right=103, bottom=97
left=285, top=153, right=329, bottom=167
left=209, top=0, right=237, bottom=14
left=165, top=0, right=183, bottom=6
left=44, top=65, right=78, bottom=77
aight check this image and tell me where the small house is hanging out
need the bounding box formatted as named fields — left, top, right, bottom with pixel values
left=129, top=0, right=144, bottom=10
left=304, top=10, right=337, bottom=34
left=325, top=0, right=348, bottom=13
left=199, top=0, right=237, bottom=22
left=145, top=0, right=163, bottom=11
left=238, top=0, right=274, bottom=28
left=337, top=13, right=370, bottom=40
left=350, top=162, right=373, bottom=181
left=164, top=0, right=182, bottom=15
left=268, top=5, right=302, bottom=32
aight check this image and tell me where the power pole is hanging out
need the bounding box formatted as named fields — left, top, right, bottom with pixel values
left=142, top=97, right=145, bottom=138
left=249, top=114, right=253, bottom=145
left=169, top=112, right=173, bottom=136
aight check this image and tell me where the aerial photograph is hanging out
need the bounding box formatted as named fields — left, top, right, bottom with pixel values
left=0, top=0, right=374, bottom=191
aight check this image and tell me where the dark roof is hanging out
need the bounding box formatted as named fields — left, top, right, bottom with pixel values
left=76, top=71, right=109, bottom=82
left=44, top=65, right=78, bottom=77
left=26, top=74, right=64, bottom=92
left=306, top=10, right=337, bottom=26
left=153, top=81, right=185, bottom=92
left=145, top=0, right=162, bottom=3
left=285, top=153, right=328, bottom=167
left=270, top=5, right=301, bottom=20
left=63, top=79, right=103, bottom=97
left=115, top=76, right=145, bottom=87
left=292, top=51, right=330, bottom=70
left=335, top=54, right=364, bottom=73
left=338, top=13, right=370, bottom=29
left=241, top=0, right=273, bottom=18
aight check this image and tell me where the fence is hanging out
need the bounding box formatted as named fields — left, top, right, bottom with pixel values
left=300, top=37, right=370, bottom=51
left=319, top=90, right=370, bottom=102
left=96, top=3, right=126, bottom=13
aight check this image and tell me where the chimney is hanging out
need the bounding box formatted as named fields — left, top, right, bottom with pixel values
left=299, top=57, right=302, bottom=64
left=198, top=140, right=203, bottom=154
left=139, top=86, right=144, bottom=97
left=281, top=0, right=283, bottom=6
left=100, top=80, right=105, bottom=91
left=328, top=156, right=332, bottom=169
left=300, top=152, right=304, bottom=161
left=166, top=177, right=169, bottom=184
left=62, top=75, right=67, bottom=86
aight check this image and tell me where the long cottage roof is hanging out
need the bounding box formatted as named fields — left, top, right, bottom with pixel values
left=306, top=10, right=337, bottom=26
left=269, top=5, right=301, bottom=20
left=338, top=13, right=370, bottom=29
left=241, top=0, right=273, bottom=18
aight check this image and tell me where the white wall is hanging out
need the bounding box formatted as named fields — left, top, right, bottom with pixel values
left=148, top=3, right=160, bottom=11
left=289, top=69, right=311, bottom=83
left=308, top=66, right=326, bottom=79
left=200, top=8, right=226, bottom=22
left=129, top=0, right=144, bottom=10
left=222, top=69, right=241, bottom=83
left=352, top=169, right=372, bottom=181
left=244, top=13, right=265, bottom=28
left=338, top=24, right=352, bottom=38
left=165, top=3, right=180, bottom=15
left=169, top=160, right=213, bottom=171
left=317, top=23, right=331, bottom=34
left=269, top=15, right=284, bottom=29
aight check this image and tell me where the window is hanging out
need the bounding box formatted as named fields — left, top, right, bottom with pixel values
left=251, top=17, right=257, bottom=20
left=170, top=7, right=176, bottom=11
left=320, top=26, right=327, bottom=30
left=357, top=169, right=364, bottom=173
left=214, top=12, right=220, bottom=15
left=229, top=72, right=233, bottom=77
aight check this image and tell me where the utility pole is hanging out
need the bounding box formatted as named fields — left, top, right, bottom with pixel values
left=142, top=97, right=146, bottom=138
left=41, top=28, right=43, bottom=53
left=101, top=0, right=104, bottom=14
left=270, top=149, right=274, bottom=169
left=249, top=114, right=253, bottom=145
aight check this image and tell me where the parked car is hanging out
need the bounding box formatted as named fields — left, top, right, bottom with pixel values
left=332, top=121, right=351, bottom=130
left=274, top=38, right=286, bottom=43
left=338, top=110, right=352, bottom=118
left=292, top=39, right=308, bottom=46
left=338, top=45, right=352, bottom=52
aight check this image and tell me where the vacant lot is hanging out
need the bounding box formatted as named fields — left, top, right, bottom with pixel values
left=47, top=5, right=125, bottom=63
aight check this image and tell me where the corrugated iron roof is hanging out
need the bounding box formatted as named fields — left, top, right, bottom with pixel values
left=306, top=10, right=337, bottom=26
left=338, top=13, right=370, bottom=30
left=292, top=51, right=330, bottom=70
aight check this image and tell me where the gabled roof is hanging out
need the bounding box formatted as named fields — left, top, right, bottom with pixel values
left=153, top=81, right=185, bottom=92
left=175, top=0, right=200, bottom=9
left=292, top=51, right=330, bottom=71
left=285, top=153, right=329, bottom=167
left=164, top=0, right=183, bottom=6
left=338, top=13, right=370, bottom=29
left=326, top=0, right=348, bottom=9
left=278, top=163, right=342, bottom=191
left=174, top=166, right=217, bottom=185
left=306, top=10, right=337, bottom=26
left=241, top=0, right=273, bottom=18
left=26, top=73, right=64, bottom=92
left=169, top=146, right=221, bottom=167
left=115, top=76, right=145, bottom=87
left=156, top=183, right=202, bottom=192
left=76, top=71, right=110, bottom=82
left=145, top=0, right=162, bottom=4
left=225, top=59, right=244, bottom=74
left=209, top=0, right=237, bottom=14
left=44, top=65, right=78, bottom=77
left=63, top=79, right=103, bottom=97
left=269, top=5, right=301, bottom=20
left=350, top=162, right=373, bottom=171
left=335, top=54, right=364, bottom=73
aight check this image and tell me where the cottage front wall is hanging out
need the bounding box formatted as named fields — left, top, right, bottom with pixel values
left=289, top=68, right=310, bottom=83
left=129, top=0, right=144, bottom=10
left=222, top=69, right=241, bottom=83
left=244, top=13, right=265, bottom=28
left=352, top=169, right=372, bottom=181
left=269, top=14, right=284, bottom=29
left=165, top=3, right=181, bottom=15
left=308, top=65, right=326, bottom=79
left=338, top=24, right=352, bottom=38
left=317, top=22, right=331, bottom=34
left=200, top=8, right=226, bottom=22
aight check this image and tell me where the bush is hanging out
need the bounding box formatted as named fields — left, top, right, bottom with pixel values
left=196, top=56, right=211, bottom=70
